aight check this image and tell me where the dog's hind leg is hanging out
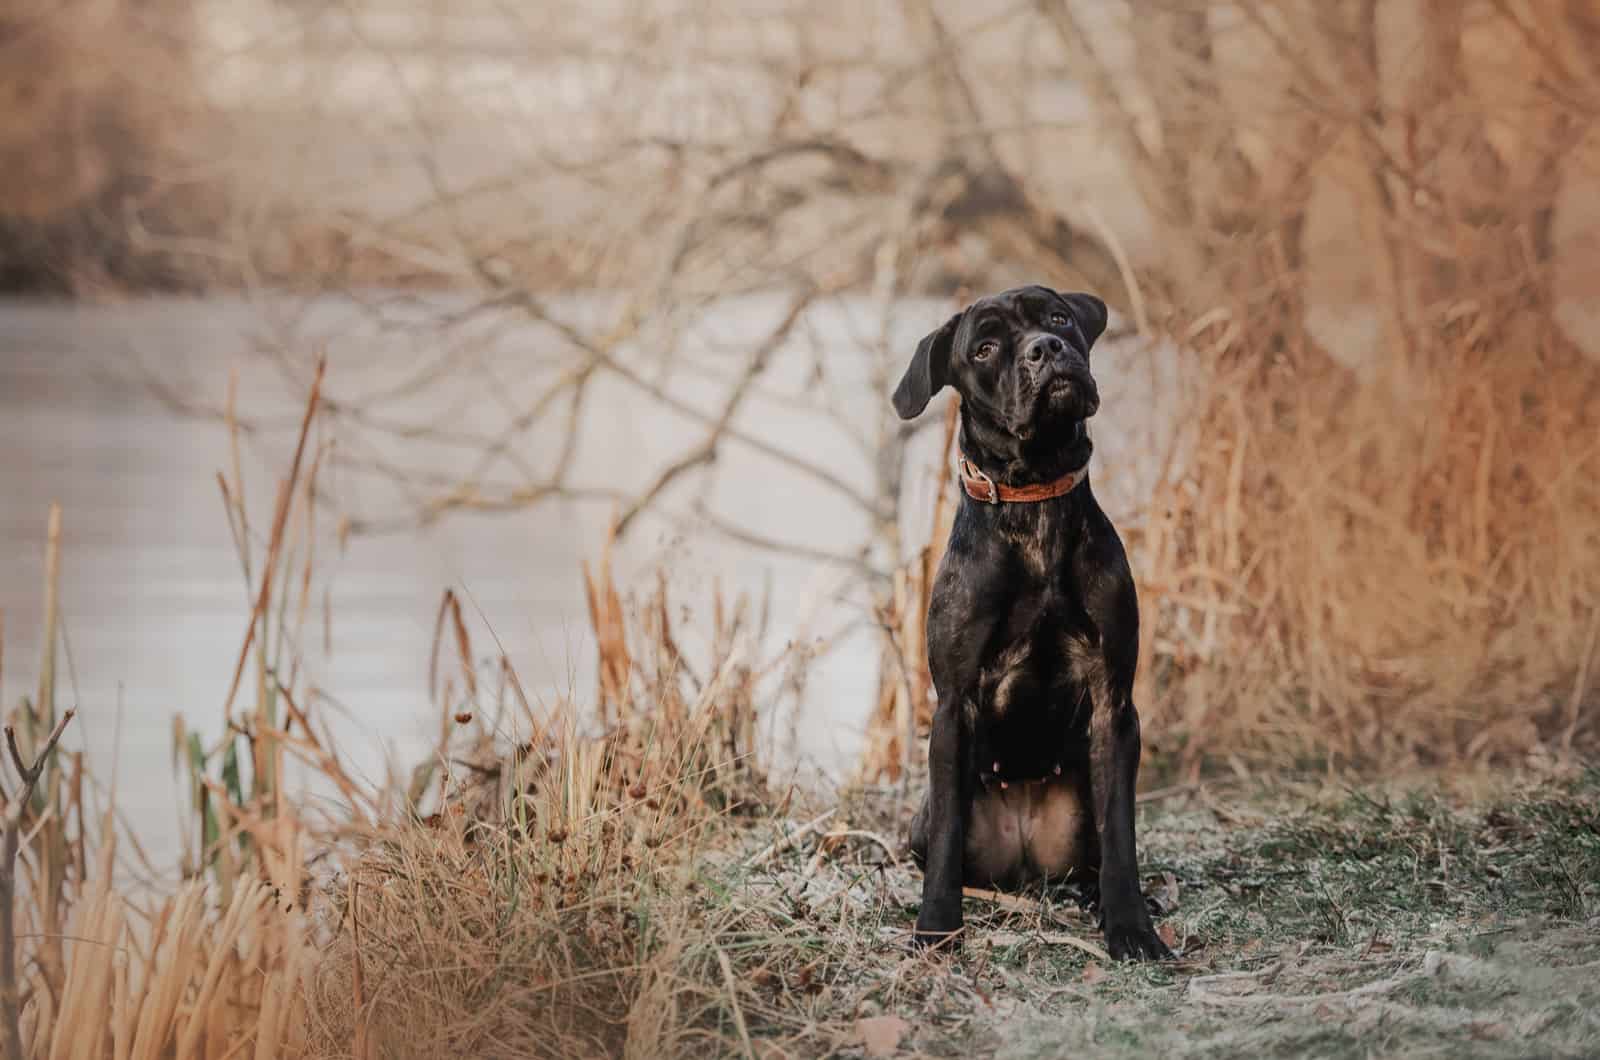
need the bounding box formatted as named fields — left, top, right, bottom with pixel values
left=908, top=790, right=929, bottom=868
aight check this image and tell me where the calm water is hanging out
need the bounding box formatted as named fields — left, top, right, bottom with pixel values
left=0, top=293, right=1173, bottom=868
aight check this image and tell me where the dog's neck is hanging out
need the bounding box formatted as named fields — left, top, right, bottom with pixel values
left=959, top=412, right=1092, bottom=488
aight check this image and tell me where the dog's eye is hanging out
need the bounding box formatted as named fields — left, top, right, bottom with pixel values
left=973, top=340, right=999, bottom=361
left=1050, top=312, right=1072, bottom=329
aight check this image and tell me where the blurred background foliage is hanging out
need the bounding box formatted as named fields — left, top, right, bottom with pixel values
left=5, top=0, right=1600, bottom=770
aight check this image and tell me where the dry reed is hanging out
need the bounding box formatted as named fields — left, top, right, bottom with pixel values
left=0, top=374, right=803, bottom=1058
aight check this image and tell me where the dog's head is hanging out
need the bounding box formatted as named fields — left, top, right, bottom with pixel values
left=891, top=285, right=1107, bottom=443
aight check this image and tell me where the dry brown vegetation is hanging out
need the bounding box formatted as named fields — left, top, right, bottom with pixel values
left=0, top=333, right=1596, bottom=1057
left=5, top=3, right=1600, bottom=1055
left=0, top=0, right=209, bottom=290
left=0, top=375, right=787, bottom=1058
left=1081, top=2, right=1600, bottom=770
left=6, top=480, right=1600, bottom=1057
left=208, top=0, right=1600, bottom=770
left=7, top=0, right=1598, bottom=765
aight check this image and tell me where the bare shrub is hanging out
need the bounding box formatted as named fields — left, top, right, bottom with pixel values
left=209, top=0, right=1598, bottom=771
left=18, top=0, right=1600, bottom=771
left=1061, top=2, right=1600, bottom=766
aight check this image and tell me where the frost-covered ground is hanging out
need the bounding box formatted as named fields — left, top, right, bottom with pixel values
left=710, top=765, right=1600, bottom=1058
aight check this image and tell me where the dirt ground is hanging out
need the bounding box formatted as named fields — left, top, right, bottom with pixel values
left=708, top=765, right=1600, bottom=1059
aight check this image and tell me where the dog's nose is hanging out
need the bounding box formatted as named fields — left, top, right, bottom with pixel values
left=1023, top=335, right=1065, bottom=363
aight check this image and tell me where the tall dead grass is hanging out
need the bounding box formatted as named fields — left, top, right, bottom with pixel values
left=299, top=706, right=755, bottom=1058
left=9, top=0, right=1600, bottom=855
left=1077, top=2, right=1600, bottom=769
left=2, top=501, right=313, bottom=1059
left=842, top=2, right=1600, bottom=773
left=1134, top=326, right=1600, bottom=770
left=173, top=0, right=1596, bottom=773
left=2, top=513, right=783, bottom=1058
left=3, top=372, right=809, bottom=1058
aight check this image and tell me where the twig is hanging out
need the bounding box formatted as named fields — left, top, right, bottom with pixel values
left=743, top=809, right=836, bottom=868
left=35, top=505, right=61, bottom=733
left=1, top=708, right=75, bottom=1060
left=1080, top=199, right=1148, bottom=335
left=614, top=289, right=815, bottom=537
left=350, top=877, right=370, bottom=1060
left=1136, top=782, right=1200, bottom=804
left=960, top=886, right=1091, bottom=925
left=220, top=356, right=325, bottom=719
left=1187, top=959, right=1429, bottom=1009
left=984, top=931, right=1111, bottom=963
left=820, top=829, right=903, bottom=866
left=688, top=504, right=886, bottom=582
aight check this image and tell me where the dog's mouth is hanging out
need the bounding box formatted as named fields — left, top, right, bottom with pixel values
left=1044, top=375, right=1099, bottom=418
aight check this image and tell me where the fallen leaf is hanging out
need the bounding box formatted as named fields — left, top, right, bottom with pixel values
left=1081, top=962, right=1106, bottom=984
left=1150, top=871, right=1181, bottom=914
left=856, top=1015, right=909, bottom=1058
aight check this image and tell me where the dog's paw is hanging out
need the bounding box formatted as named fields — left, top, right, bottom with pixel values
left=1104, top=919, right=1174, bottom=962
left=912, top=905, right=963, bottom=952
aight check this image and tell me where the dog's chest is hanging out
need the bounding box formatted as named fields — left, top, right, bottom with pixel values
left=968, top=603, right=1100, bottom=779
left=975, top=624, right=1097, bottom=716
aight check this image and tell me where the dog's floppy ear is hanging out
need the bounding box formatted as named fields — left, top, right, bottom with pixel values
left=1060, top=292, right=1108, bottom=348
left=893, top=311, right=962, bottom=420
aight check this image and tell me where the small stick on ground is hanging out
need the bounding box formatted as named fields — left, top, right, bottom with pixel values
left=1137, top=781, right=1199, bottom=804
left=0, top=708, right=75, bottom=1060
left=984, top=930, right=1111, bottom=963
left=962, top=886, right=1092, bottom=924
left=744, top=809, right=836, bottom=868
left=820, top=828, right=903, bottom=866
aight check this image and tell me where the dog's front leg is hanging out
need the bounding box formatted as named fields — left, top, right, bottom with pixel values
left=914, top=693, right=968, bottom=947
left=1088, top=690, right=1170, bottom=960
left=1078, top=544, right=1172, bottom=961
left=915, top=552, right=997, bottom=949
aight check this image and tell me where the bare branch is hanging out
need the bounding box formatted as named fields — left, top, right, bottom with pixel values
left=614, top=288, right=817, bottom=535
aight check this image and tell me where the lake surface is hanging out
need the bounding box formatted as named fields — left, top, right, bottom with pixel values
left=0, top=293, right=1174, bottom=868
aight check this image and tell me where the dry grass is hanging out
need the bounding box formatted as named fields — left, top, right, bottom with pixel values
left=3, top=365, right=1599, bottom=1059
left=5, top=3, right=1600, bottom=1054
left=0, top=376, right=801, bottom=1058
left=2, top=508, right=313, bottom=1059
left=299, top=731, right=742, bottom=1059
left=190, top=0, right=1600, bottom=774
left=12, top=0, right=1596, bottom=768
left=1133, top=326, right=1600, bottom=771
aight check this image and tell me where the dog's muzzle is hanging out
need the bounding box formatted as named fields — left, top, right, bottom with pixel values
left=1043, top=370, right=1099, bottom=418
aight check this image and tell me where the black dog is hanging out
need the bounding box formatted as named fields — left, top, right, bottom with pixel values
left=898, top=285, right=1171, bottom=961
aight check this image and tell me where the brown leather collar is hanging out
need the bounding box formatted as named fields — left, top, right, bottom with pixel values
left=957, top=454, right=1088, bottom=505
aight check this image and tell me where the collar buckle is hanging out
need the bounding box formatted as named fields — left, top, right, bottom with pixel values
left=960, top=458, right=1000, bottom=505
